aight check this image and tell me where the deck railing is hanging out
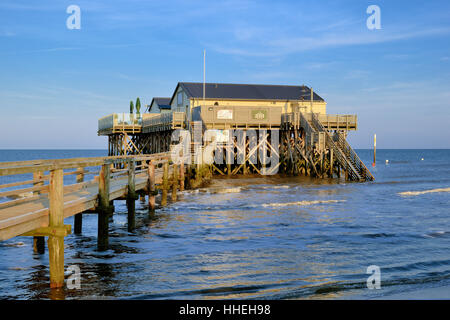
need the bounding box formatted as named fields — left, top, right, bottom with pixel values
left=98, top=113, right=144, bottom=134
left=142, top=112, right=186, bottom=132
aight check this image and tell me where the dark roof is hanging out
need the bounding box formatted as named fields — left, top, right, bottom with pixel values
left=153, top=97, right=171, bottom=105
left=170, top=82, right=324, bottom=104
left=148, top=97, right=171, bottom=112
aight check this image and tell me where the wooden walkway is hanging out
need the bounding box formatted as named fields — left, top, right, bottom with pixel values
left=0, top=153, right=199, bottom=288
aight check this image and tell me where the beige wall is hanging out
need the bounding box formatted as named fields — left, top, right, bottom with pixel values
left=190, top=98, right=327, bottom=115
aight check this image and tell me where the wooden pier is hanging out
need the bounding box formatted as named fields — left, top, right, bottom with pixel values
left=0, top=153, right=210, bottom=288
left=99, top=107, right=373, bottom=182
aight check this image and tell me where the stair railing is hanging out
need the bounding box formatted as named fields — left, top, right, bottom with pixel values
left=334, top=131, right=374, bottom=181
left=310, top=113, right=363, bottom=181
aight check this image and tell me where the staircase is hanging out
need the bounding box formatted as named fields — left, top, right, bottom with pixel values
left=305, top=113, right=374, bottom=182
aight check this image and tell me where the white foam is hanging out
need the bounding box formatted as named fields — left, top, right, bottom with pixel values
left=209, top=187, right=242, bottom=194
left=262, top=199, right=346, bottom=207
left=398, top=187, right=450, bottom=196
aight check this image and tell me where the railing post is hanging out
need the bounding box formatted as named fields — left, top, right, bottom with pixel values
left=98, top=163, right=112, bottom=251
left=161, top=162, right=169, bottom=206
left=74, top=167, right=84, bottom=234
left=147, top=161, right=156, bottom=212
left=127, top=159, right=137, bottom=231
left=33, top=170, right=45, bottom=254
left=172, top=164, right=178, bottom=201
left=47, top=168, right=65, bottom=288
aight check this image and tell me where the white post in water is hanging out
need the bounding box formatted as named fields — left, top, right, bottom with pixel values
left=373, top=134, right=376, bottom=167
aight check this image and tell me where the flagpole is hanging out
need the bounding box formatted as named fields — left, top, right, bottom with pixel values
left=203, top=50, right=206, bottom=104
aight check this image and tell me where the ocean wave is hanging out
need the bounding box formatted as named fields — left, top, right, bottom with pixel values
left=423, top=231, right=450, bottom=238
left=207, top=187, right=243, bottom=194
left=264, top=185, right=290, bottom=189
left=262, top=200, right=346, bottom=207
left=398, top=187, right=450, bottom=196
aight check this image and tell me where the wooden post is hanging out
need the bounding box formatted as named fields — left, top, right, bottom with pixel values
left=98, top=163, right=111, bottom=251
left=179, top=162, right=185, bottom=191
left=161, top=162, right=169, bottom=206
left=147, top=161, right=156, bottom=212
left=172, top=164, right=178, bottom=201
left=372, top=133, right=376, bottom=167
left=127, top=159, right=136, bottom=231
left=74, top=167, right=84, bottom=234
left=47, top=169, right=65, bottom=288
left=33, top=237, right=45, bottom=254
left=320, top=152, right=324, bottom=178
left=185, top=164, right=192, bottom=190
left=329, top=149, right=334, bottom=178
left=33, top=170, right=45, bottom=254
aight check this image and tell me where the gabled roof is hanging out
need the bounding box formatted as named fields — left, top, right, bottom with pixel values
left=148, top=97, right=171, bottom=112
left=169, top=82, right=324, bottom=105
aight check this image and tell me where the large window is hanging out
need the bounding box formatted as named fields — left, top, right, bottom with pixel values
left=177, top=92, right=183, bottom=106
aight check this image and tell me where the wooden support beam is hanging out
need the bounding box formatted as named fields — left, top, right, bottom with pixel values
left=98, top=164, right=112, bottom=251
left=172, top=164, right=178, bottom=202
left=74, top=167, right=84, bottom=234
left=329, top=149, right=334, bottom=178
left=161, top=162, right=169, bottom=206
left=47, top=169, right=65, bottom=288
left=24, top=225, right=71, bottom=237
left=33, top=170, right=45, bottom=252
left=148, top=161, right=156, bottom=212
left=179, top=162, right=185, bottom=192
left=127, top=160, right=136, bottom=232
left=33, top=236, right=45, bottom=254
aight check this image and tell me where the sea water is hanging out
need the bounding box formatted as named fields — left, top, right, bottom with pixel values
left=0, top=149, right=449, bottom=299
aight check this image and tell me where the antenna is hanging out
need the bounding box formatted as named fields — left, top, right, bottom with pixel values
left=203, top=50, right=206, bottom=104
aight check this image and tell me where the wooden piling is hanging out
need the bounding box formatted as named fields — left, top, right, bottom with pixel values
left=33, top=171, right=45, bottom=253
left=98, top=163, right=111, bottom=251
left=161, top=162, right=169, bottom=206
left=74, top=167, right=84, bottom=234
left=147, top=161, right=156, bottom=212
left=185, top=164, right=192, bottom=190
left=172, top=164, right=178, bottom=201
left=33, top=236, right=45, bottom=254
left=179, top=162, right=185, bottom=191
left=47, top=169, right=65, bottom=288
left=372, top=133, right=376, bottom=167
left=329, top=149, right=334, bottom=178
left=127, top=160, right=136, bottom=231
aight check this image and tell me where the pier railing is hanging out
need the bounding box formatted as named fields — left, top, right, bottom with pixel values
left=0, top=153, right=195, bottom=288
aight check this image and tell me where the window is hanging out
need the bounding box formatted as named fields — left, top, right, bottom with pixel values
left=177, top=92, right=183, bottom=105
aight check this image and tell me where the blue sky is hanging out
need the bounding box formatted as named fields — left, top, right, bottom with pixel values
left=0, top=0, right=449, bottom=149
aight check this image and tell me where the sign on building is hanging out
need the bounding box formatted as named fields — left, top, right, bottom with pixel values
left=217, top=109, right=233, bottom=120
left=252, top=110, right=267, bottom=120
